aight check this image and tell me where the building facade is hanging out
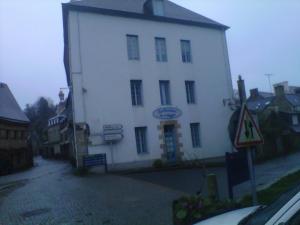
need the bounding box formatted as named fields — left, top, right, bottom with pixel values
left=44, top=91, right=72, bottom=160
left=0, top=83, right=32, bottom=174
left=63, top=0, right=234, bottom=168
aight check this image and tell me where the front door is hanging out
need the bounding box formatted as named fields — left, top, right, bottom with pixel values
left=164, top=125, right=177, bottom=162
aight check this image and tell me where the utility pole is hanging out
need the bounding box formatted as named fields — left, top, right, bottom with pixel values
left=265, top=74, right=274, bottom=93
left=237, top=75, right=258, bottom=206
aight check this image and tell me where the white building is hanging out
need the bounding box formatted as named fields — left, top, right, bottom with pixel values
left=62, top=0, right=234, bottom=169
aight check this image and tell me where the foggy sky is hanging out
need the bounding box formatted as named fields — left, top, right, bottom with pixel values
left=0, top=0, right=299, bottom=108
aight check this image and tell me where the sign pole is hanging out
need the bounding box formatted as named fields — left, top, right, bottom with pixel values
left=247, top=147, right=257, bottom=205
left=110, top=141, right=114, bottom=167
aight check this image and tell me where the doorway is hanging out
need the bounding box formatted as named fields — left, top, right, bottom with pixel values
left=164, top=125, right=177, bottom=162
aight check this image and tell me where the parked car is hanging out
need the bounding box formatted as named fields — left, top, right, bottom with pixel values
left=194, top=186, right=300, bottom=225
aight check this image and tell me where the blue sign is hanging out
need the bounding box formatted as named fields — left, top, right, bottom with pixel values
left=83, top=154, right=107, bottom=168
left=153, top=106, right=182, bottom=120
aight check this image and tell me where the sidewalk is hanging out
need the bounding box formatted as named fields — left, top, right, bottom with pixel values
left=234, top=151, right=300, bottom=198
left=127, top=151, right=300, bottom=200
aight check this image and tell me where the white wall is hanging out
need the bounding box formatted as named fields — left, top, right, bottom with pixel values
left=68, top=11, right=234, bottom=165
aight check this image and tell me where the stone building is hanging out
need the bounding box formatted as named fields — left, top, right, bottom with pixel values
left=0, top=83, right=32, bottom=174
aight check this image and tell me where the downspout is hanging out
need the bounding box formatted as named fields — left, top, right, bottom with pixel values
left=63, top=5, right=79, bottom=168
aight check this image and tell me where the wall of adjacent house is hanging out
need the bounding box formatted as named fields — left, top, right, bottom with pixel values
left=0, top=123, right=28, bottom=150
left=47, top=125, right=61, bottom=145
left=67, top=11, right=234, bottom=165
left=0, top=121, right=32, bottom=172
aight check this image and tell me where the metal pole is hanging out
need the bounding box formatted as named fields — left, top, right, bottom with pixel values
left=247, top=148, right=258, bottom=205
left=110, top=141, right=114, bottom=167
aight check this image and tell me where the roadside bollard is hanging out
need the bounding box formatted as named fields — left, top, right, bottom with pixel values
left=207, top=173, right=219, bottom=202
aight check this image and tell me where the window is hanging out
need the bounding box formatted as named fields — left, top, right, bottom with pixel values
left=16, top=131, right=21, bottom=139
left=153, top=0, right=165, bottom=16
left=159, top=81, right=171, bottom=105
left=155, top=37, right=167, bottom=62
left=190, top=123, right=201, bottom=148
left=135, top=127, right=148, bottom=154
left=130, top=80, right=143, bottom=106
left=0, top=129, right=7, bottom=139
left=181, top=40, right=192, bottom=63
left=185, top=81, right=196, bottom=104
left=127, top=35, right=140, bottom=60
left=9, top=130, right=16, bottom=139
left=292, top=115, right=299, bottom=125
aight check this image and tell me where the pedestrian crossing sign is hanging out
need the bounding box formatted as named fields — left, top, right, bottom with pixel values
left=234, top=104, right=264, bottom=148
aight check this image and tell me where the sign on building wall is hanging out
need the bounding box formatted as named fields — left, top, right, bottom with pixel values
left=153, top=106, right=182, bottom=120
left=103, top=124, right=123, bottom=142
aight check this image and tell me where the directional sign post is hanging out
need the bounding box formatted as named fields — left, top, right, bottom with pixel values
left=234, top=104, right=264, bottom=205
left=103, top=124, right=124, bottom=167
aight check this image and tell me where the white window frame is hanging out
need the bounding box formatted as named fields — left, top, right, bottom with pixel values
left=185, top=81, right=196, bottom=104
left=292, top=115, right=299, bottom=125
left=159, top=80, right=171, bottom=105
left=152, top=0, right=165, bottom=16
left=181, top=40, right=192, bottom=63
left=190, top=123, right=201, bottom=148
left=155, top=37, right=168, bottom=62
left=135, top=127, right=148, bottom=154
left=127, top=35, right=140, bottom=60
left=130, top=80, right=143, bottom=106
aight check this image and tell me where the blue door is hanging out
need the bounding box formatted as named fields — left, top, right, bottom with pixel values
left=164, top=125, right=177, bottom=162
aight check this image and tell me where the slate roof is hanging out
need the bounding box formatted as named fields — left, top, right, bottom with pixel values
left=0, top=83, right=30, bottom=124
left=64, top=0, right=228, bottom=30
left=247, top=97, right=274, bottom=112
left=286, top=94, right=300, bottom=107
left=259, top=91, right=274, bottom=98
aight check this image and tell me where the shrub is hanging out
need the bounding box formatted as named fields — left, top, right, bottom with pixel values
left=153, top=159, right=164, bottom=168
left=73, top=167, right=90, bottom=176
left=173, top=194, right=240, bottom=225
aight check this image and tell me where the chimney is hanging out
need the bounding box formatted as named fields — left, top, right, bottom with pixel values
left=250, top=88, right=259, bottom=99
left=237, top=75, right=247, bottom=104
left=59, top=90, right=65, bottom=102
left=274, top=85, right=285, bottom=97
left=144, top=0, right=165, bottom=16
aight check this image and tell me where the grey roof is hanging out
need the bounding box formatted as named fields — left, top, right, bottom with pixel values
left=259, top=91, right=274, bottom=98
left=286, top=94, right=300, bottom=107
left=247, top=97, right=274, bottom=112
left=0, top=83, right=30, bottom=123
left=65, top=0, right=227, bottom=29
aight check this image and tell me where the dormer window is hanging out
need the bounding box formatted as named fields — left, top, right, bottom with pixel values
left=153, top=0, right=165, bottom=16
left=144, top=0, right=165, bottom=16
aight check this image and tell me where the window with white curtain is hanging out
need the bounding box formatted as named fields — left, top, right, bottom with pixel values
left=159, top=80, right=171, bottom=105
left=127, top=35, right=140, bottom=60
left=155, top=37, right=167, bottom=62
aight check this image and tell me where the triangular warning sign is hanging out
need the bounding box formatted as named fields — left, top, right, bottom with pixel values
left=234, top=104, right=264, bottom=148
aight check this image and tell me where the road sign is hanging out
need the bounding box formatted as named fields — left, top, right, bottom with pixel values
left=103, top=124, right=123, bottom=142
left=103, top=134, right=123, bottom=142
left=103, top=129, right=123, bottom=135
left=103, top=124, right=123, bottom=130
left=234, top=104, right=264, bottom=148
